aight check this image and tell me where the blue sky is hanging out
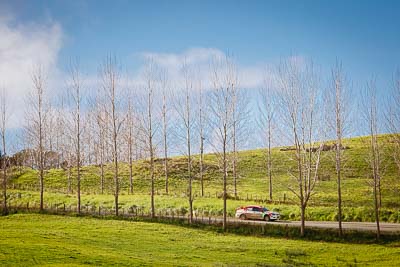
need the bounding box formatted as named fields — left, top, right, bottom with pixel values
left=0, top=0, right=399, bottom=137
left=2, top=0, right=399, bottom=76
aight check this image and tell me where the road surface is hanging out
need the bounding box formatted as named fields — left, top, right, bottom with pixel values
left=194, top=217, right=400, bottom=233
left=244, top=220, right=400, bottom=233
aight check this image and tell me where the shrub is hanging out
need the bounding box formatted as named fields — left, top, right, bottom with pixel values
left=179, top=206, right=188, bottom=215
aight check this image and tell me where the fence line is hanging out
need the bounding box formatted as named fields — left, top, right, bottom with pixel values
left=8, top=183, right=296, bottom=206
left=3, top=201, right=282, bottom=229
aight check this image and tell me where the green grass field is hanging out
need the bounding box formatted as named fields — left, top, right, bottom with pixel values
left=6, top=134, right=400, bottom=222
left=1, top=214, right=400, bottom=266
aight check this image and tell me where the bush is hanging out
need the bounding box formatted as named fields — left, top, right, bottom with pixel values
left=388, top=211, right=399, bottom=223
left=179, top=206, right=188, bottom=215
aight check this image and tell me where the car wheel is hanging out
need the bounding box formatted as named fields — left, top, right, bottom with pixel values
left=239, top=214, right=246, bottom=220
left=264, top=215, right=270, bottom=221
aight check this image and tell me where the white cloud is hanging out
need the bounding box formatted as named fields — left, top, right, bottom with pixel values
left=137, top=47, right=272, bottom=91
left=0, top=16, right=63, bottom=128
left=142, top=47, right=225, bottom=68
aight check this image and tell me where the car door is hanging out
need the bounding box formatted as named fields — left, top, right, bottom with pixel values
left=243, top=207, right=251, bottom=218
left=248, top=207, right=259, bottom=219
left=254, top=207, right=263, bottom=220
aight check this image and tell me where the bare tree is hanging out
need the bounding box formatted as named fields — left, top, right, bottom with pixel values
left=0, top=89, right=9, bottom=215
left=125, top=92, right=135, bottom=194
left=326, top=62, right=351, bottom=237
left=276, top=59, right=324, bottom=237
left=66, top=135, right=73, bottom=194
left=101, top=56, right=123, bottom=216
left=230, top=72, right=249, bottom=199
left=83, top=111, right=95, bottom=166
left=259, top=72, right=276, bottom=201
left=363, top=80, right=382, bottom=240
left=93, top=95, right=108, bottom=194
left=161, top=70, right=170, bottom=195
left=197, top=79, right=206, bottom=197
left=139, top=60, right=158, bottom=218
left=174, top=62, right=196, bottom=223
left=55, top=93, right=73, bottom=193
left=25, top=65, right=48, bottom=211
left=209, top=56, right=236, bottom=231
left=54, top=95, right=67, bottom=169
left=67, top=60, right=84, bottom=214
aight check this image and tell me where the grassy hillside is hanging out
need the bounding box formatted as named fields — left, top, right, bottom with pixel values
left=6, top=135, right=400, bottom=222
left=1, top=214, right=400, bottom=266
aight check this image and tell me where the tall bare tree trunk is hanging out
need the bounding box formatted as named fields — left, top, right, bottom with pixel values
left=148, top=87, right=155, bottom=218
left=96, top=106, right=106, bottom=194
left=300, top=203, right=306, bottom=237
left=100, top=151, right=104, bottom=194
left=128, top=132, right=133, bottom=195
left=141, top=61, right=157, bottom=219
left=222, top=124, right=228, bottom=231
left=67, top=151, right=72, bottom=194
left=371, top=133, right=381, bottom=240
left=77, top=103, right=81, bottom=214
left=174, top=64, right=195, bottom=223
left=29, top=66, right=46, bottom=212
left=112, top=77, right=119, bottom=216
left=39, top=100, right=44, bottom=211
left=101, top=56, right=121, bottom=216
left=209, top=56, right=236, bottom=231
left=364, top=80, right=381, bottom=240
left=113, top=104, right=119, bottom=216
left=127, top=96, right=134, bottom=194
left=68, top=61, right=83, bottom=214
left=336, top=134, right=343, bottom=236
left=232, top=92, right=238, bottom=198
left=1, top=144, right=6, bottom=215
left=267, top=121, right=272, bottom=201
left=187, top=92, right=193, bottom=223
left=199, top=85, right=205, bottom=197
left=259, top=76, right=275, bottom=201
left=162, top=89, right=169, bottom=195
left=330, top=62, right=349, bottom=237
left=1, top=89, right=8, bottom=215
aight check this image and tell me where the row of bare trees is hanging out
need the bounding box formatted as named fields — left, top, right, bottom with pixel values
left=258, top=59, right=399, bottom=238
left=0, top=56, right=399, bottom=238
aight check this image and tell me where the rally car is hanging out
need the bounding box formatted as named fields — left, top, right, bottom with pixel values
left=235, top=205, right=280, bottom=221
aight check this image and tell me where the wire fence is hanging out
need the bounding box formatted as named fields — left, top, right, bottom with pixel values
left=1, top=202, right=278, bottom=230
left=8, top=182, right=296, bottom=205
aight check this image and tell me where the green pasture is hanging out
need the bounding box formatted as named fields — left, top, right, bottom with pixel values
left=1, top=214, right=399, bottom=266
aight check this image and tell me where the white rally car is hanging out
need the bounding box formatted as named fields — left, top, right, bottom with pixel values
left=235, top=205, right=280, bottom=221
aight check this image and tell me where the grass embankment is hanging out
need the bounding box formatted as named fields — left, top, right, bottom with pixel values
left=7, top=135, right=400, bottom=222
left=1, top=214, right=400, bottom=266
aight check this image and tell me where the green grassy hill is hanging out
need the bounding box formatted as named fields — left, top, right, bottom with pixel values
left=7, top=135, right=400, bottom=222
left=1, top=214, right=399, bottom=266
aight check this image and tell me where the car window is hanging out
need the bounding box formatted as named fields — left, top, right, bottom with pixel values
left=263, top=208, right=269, bottom=212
